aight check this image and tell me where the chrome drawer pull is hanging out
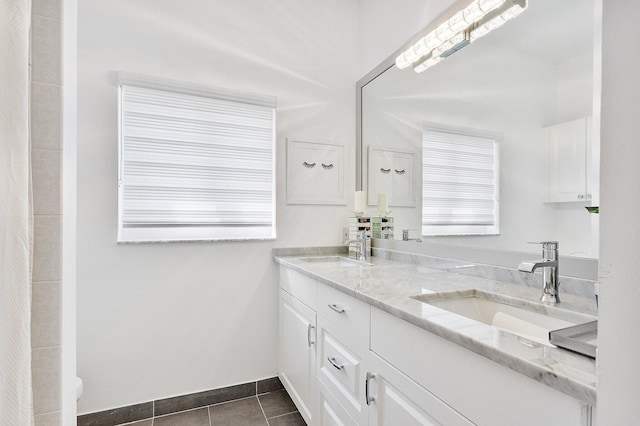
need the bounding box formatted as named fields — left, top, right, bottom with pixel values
left=366, top=372, right=376, bottom=405
left=327, top=356, right=344, bottom=370
left=328, top=303, right=345, bottom=314
left=307, top=324, right=315, bottom=347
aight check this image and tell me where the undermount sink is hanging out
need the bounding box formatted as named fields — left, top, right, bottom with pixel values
left=411, top=289, right=581, bottom=346
left=298, top=256, right=372, bottom=267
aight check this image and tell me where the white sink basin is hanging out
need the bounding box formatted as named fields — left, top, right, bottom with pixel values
left=411, top=290, right=579, bottom=346
left=298, top=256, right=372, bottom=267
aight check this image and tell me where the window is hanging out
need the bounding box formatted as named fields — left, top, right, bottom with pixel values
left=422, top=125, right=500, bottom=236
left=117, top=73, right=276, bottom=242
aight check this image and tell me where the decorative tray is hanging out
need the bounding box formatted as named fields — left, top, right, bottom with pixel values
left=549, top=320, right=598, bottom=358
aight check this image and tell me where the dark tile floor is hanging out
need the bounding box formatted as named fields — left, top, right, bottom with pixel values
left=117, top=390, right=305, bottom=426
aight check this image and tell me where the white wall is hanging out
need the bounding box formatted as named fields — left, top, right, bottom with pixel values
left=597, top=0, right=640, bottom=422
left=77, top=0, right=358, bottom=413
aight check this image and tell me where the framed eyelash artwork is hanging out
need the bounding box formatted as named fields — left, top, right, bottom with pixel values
left=286, top=138, right=346, bottom=205
left=367, top=146, right=416, bottom=208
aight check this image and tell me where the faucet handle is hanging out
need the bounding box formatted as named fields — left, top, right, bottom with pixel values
left=527, top=241, right=559, bottom=249
left=527, top=241, right=559, bottom=260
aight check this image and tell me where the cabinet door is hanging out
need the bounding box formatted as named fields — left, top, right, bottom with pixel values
left=367, top=353, right=474, bottom=426
left=279, top=289, right=316, bottom=424
left=546, top=118, right=588, bottom=202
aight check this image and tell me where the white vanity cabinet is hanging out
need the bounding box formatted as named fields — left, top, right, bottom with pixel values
left=370, top=307, right=593, bottom=426
left=279, top=268, right=318, bottom=425
left=543, top=117, right=593, bottom=203
left=278, top=265, right=594, bottom=426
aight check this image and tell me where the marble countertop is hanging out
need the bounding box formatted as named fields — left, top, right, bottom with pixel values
left=274, top=251, right=597, bottom=405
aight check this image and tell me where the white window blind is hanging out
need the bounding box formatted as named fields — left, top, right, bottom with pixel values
left=117, top=72, right=276, bottom=242
left=422, top=126, right=499, bottom=236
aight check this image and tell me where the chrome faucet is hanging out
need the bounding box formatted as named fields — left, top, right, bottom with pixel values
left=345, top=230, right=368, bottom=262
left=402, top=229, right=422, bottom=242
left=518, top=241, right=560, bottom=304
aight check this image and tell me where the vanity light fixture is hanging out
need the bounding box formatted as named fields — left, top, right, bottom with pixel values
left=396, top=0, right=528, bottom=73
left=470, top=0, right=528, bottom=42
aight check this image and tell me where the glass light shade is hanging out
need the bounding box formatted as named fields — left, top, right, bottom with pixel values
left=414, top=55, right=443, bottom=73
left=432, top=32, right=466, bottom=57
left=463, top=3, right=484, bottom=23
left=448, top=12, right=469, bottom=33
left=478, top=0, right=505, bottom=13
left=470, top=2, right=527, bottom=42
left=395, top=52, right=414, bottom=69
left=436, top=25, right=455, bottom=42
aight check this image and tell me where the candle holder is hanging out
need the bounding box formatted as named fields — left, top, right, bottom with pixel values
left=347, top=215, right=372, bottom=258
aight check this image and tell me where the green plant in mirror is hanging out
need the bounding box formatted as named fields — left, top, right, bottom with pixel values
left=585, top=206, right=599, bottom=214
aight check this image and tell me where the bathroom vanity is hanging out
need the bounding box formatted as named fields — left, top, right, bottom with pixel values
left=275, top=250, right=597, bottom=426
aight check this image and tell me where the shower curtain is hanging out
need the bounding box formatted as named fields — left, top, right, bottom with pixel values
left=0, top=0, right=34, bottom=424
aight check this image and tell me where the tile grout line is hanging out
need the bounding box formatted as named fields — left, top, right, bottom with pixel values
left=31, top=80, right=63, bottom=88
left=256, top=394, right=270, bottom=426
left=268, top=410, right=299, bottom=420
left=207, top=403, right=212, bottom=426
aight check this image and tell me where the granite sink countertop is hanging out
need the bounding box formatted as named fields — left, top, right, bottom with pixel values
left=274, top=250, right=597, bottom=405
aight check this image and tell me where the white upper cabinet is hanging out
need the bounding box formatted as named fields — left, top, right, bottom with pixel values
left=544, top=117, right=593, bottom=203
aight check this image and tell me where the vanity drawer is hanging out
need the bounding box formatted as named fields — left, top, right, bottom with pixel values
left=316, top=315, right=368, bottom=423
left=280, top=266, right=317, bottom=310
left=317, top=283, right=370, bottom=343
left=316, top=376, right=358, bottom=426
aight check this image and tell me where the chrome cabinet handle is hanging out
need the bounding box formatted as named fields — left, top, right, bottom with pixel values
left=365, top=372, right=376, bottom=405
left=577, top=194, right=585, bottom=199
left=302, top=161, right=316, bottom=168
left=307, top=324, right=315, bottom=347
left=321, top=163, right=334, bottom=169
left=327, top=356, right=344, bottom=370
left=328, top=303, right=345, bottom=314
left=380, top=168, right=391, bottom=174
left=394, top=169, right=406, bottom=175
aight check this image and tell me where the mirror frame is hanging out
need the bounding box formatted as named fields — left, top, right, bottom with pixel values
left=355, top=0, right=600, bottom=281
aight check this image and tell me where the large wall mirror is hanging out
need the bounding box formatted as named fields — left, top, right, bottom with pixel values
left=358, top=0, right=600, bottom=261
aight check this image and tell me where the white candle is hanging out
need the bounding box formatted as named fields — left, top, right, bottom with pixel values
left=377, top=192, right=388, bottom=213
left=354, top=191, right=366, bottom=213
